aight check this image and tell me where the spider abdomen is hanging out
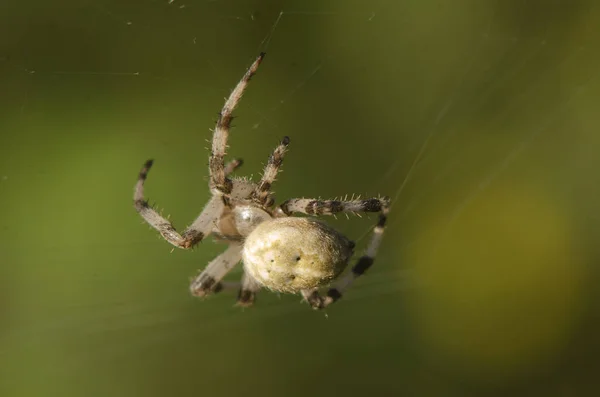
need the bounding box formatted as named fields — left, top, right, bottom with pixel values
left=242, top=217, right=355, bottom=293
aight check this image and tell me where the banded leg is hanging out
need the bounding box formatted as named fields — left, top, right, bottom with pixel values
left=190, top=244, right=242, bottom=297
left=209, top=53, right=265, bottom=195
left=236, top=271, right=262, bottom=307
left=205, top=270, right=261, bottom=306
left=252, top=136, right=290, bottom=206
left=302, top=205, right=389, bottom=309
left=279, top=196, right=390, bottom=216
left=134, top=160, right=223, bottom=249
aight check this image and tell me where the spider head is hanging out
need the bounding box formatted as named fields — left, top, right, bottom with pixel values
left=232, top=205, right=272, bottom=237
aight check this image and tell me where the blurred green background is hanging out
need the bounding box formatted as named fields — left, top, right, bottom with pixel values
left=1, top=0, right=599, bottom=396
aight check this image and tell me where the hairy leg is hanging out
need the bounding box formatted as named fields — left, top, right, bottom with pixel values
left=209, top=53, right=265, bottom=195
left=134, top=160, right=223, bottom=249
left=279, top=196, right=390, bottom=216
left=190, top=244, right=242, bottom=297
left=252, top=136, right=290, bottom=206
left=300, top=206, right=390, bottom=309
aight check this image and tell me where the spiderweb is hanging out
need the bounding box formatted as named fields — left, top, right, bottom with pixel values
left=2, top=1, right=599, bottom=395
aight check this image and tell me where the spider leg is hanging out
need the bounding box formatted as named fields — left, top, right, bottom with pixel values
left=190, top=243, right=242, bottom=297
left=224, top=158, right=244, bottom=176
left=134, top=160, right=223, bottom=249
left=279, top=196, right=390, bottom=216
left=236, top=271, right=262, bottom=307
left=299, top=204, right=390, bottom=309
left=209, top=53, right=265, bottom=196
left=205, top=270, right=261, bottom=307
left=301, top=289, right=326, bottom=309
left=252, top=136, right=290, bottom=206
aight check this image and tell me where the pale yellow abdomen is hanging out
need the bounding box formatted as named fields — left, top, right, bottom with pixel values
left=242, top=217, right=355, bottom=293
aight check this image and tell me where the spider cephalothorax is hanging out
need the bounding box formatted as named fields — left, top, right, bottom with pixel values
left=134, top=53, right=389, bottom=309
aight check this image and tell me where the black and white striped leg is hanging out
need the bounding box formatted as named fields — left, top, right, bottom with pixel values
left=134, top=160, right=224, bottom=249
left=279, top=196, right=390, bottom=217
left=252, top=136, right=290, bottom=207
left=190, top=244, right=242, bottom=297
left=301, top=206, right=389, bottom=309
left=209, top=53, right=265, bottom=196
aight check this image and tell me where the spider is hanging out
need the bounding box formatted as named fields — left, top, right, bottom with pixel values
left=133, top=53, right=390, bottom=310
